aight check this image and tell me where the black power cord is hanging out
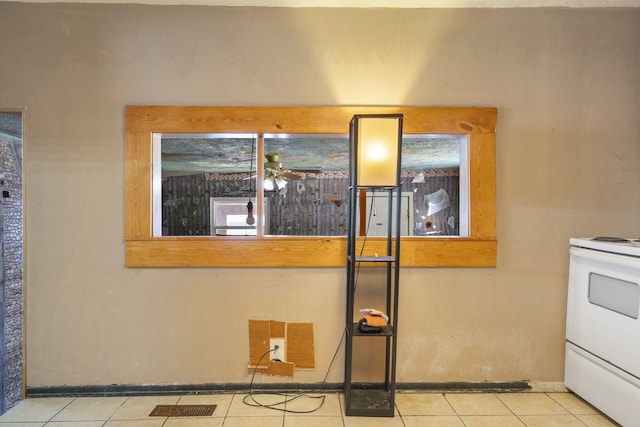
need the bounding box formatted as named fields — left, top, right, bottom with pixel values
left=243, top=347, right=326, bottom=414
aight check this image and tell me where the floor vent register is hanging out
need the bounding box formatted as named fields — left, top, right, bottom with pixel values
left=149, top=405, right=217, bottom=417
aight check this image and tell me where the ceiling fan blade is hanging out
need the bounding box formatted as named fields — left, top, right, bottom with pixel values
left=289, top=168, right=322, bottom=174
left=283, top=172, right=302, bottom=180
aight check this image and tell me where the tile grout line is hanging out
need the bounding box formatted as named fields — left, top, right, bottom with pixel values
left=494, top=391, right=529, bottom=426
left=157, top=396, right=171, bottom=427
left=544, top=392, right=591, bottom=426
left=220, top=394, right=235, bottom=427
left=496, top=392, right=594, bottom=426
left=281, top=392, right=286, bottom=427
left=337, top=391, right=345, bottom=427
left=394, top=402, right=404, bottom=426
left=43, top=396, right=77, bottom=426
left=105, top=396, right=131, bottom=425
left=442, top=391, right=458, bottom=415
left=442, top=391, right=472, bottom=425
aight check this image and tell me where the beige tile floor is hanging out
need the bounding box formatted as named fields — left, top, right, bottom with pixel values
left=0, top=392, right=620, bottom=427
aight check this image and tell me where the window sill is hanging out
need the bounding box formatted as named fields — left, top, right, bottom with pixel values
left=125, top=237, right=496, bottom=267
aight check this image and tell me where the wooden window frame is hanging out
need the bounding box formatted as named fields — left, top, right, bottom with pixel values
left=124, top=106, right=496, bottom=267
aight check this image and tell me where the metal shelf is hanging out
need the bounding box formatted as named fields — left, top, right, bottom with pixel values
left=351, top=255, right=396, bottom=263
left=351, top=323, right=394, bottom=337
left=345, top=114, right=402, bottom=418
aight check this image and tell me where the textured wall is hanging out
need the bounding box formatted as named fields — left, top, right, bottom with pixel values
left=0, top=114, right=23, bottom=411
left=0, top=4, right=638, bottom=389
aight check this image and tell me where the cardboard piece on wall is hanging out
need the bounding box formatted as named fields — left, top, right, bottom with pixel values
left=248, top=319, right=315, bottom=376
left=248, top=320, right=271, bottom=367
left=247, top=360, right=295, bottom=377
left=270, top=320, right=285, bottom=338
left=286, top=322, right=315, bottom=369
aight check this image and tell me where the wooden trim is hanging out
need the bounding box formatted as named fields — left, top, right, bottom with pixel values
left=124, top=106, right=497, bottom=267
left=124, top=238, right=496, bottom=267
left=125, top=106, right=496, bottom=135
left=124, top=131, right=152, bottom=238
left=469, top=133, right=497, bottom=239
left=125, top=238, right=345, bottom=267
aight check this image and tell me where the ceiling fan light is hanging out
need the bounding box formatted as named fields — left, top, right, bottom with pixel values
left=263, top=177, right=288, bottom=192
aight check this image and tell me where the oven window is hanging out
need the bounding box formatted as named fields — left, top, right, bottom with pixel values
left=589, top=273, right=640, bottom=319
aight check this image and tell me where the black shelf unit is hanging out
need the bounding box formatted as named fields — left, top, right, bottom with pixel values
left=344, top=114, right=402, bottom=417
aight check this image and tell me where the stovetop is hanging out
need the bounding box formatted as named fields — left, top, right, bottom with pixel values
left=571, top=236, right=640, bottom=257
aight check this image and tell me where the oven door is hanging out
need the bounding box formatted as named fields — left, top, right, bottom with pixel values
left=566, top=247, right=640, bottom=378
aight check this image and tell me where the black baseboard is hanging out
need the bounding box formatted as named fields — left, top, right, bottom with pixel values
left=397, top=381, right=531, bottom=392
left=26, top=381, right=530, bottom=398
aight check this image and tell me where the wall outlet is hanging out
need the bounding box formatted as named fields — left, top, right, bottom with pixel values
left=269, top=338, right=285, bottom=362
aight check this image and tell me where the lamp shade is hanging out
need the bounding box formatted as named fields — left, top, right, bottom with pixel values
left=352, top=115, right=403, bottom=187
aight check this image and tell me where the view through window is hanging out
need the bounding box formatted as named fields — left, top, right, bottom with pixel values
left=156, top=134, right=466, bottom=238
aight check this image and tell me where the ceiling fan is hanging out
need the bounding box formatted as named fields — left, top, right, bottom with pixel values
left=265, top=154, right=303, bottom=179
left=264, top=153, right=320, bottom=192
left=219, top=153, right=320, bottom=193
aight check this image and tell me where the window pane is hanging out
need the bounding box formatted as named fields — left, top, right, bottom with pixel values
left=401, top=135, right=467, bottom=237
left=157, top=134, right=258, bottom=236
left=264, top=134, right=350, bottom=236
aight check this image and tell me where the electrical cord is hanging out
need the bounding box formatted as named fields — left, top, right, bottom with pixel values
left=243, top=347, right=326, bottom=413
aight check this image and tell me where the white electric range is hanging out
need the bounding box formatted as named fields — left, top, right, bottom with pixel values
left=565, top=237, right=640, bottom=427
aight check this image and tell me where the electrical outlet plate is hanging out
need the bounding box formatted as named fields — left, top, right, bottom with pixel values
left=269, top=338, right=285, bottom=362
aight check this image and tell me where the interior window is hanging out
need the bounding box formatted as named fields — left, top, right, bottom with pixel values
left=124, top=106, right=497, bottom=267
left=155, top=132, right=467, bottom=238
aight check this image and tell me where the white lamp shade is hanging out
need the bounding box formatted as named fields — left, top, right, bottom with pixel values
left=357, top=117, right=401, bottom=186
left=264, top=177, right=287, bottom=191
left=264, top=178, right=275, bottom=191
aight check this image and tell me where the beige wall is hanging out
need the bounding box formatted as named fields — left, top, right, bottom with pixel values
left=0, top=4, right=638, bottom=388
